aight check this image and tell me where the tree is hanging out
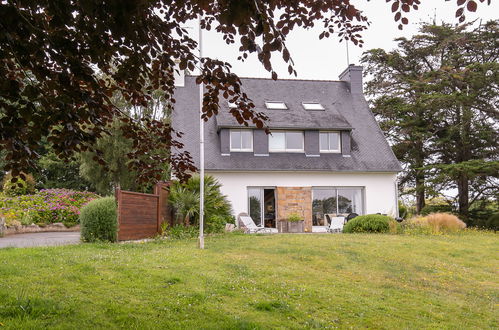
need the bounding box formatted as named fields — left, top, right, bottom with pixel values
left=0, top=149, right=5, bottom=184
left=362, top=36, right=442, bottom=213
left=37, top=151, right=94, bottom=191
left=169, top=175, right=232, bottom=226
left=0, top=0, right=490, bottom=186
left=363, top=20, right=499, bottom=219
left=79, top=119, right=139, bottom=195
left=79, top=87, right=171, bottom=195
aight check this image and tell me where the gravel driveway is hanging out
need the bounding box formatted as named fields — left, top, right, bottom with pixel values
left=0, top=232, right=80, bottom=248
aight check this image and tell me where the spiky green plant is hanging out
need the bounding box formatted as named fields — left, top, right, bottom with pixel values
left=169, top=186, right=199, bottom=226
left=169, top=175, right=232, bottom=229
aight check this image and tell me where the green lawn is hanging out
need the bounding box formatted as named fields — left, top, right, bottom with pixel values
left=0, top=232, right=497, bottom=329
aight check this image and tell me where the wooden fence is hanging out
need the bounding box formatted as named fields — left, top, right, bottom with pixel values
left=116, top=182, right=171, bottom=241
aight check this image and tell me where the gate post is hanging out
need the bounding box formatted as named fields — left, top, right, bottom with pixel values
left=115, top=187, right=121, bottom=239
left=154, top=181, right=171, bottom=234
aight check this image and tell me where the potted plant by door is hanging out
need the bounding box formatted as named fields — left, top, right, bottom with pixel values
left=277, top=218, right=288, bottom=233
left=287, top=213, right=305, bottom=233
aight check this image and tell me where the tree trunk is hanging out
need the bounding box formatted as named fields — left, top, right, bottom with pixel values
left=414, top=141, right=426, bottom=214
left=184, top=214, right=190, bottom=226
left=457, top=174, right=469, bottom=219
left=415, top=169, right=425, bottom=214
left=456, top=106, right=472, bottom=220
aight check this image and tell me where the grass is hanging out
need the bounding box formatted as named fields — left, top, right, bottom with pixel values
left=0, top=231, right=497, bottom=329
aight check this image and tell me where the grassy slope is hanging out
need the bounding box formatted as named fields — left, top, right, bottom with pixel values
left=0, top=232, right=497, bottom=329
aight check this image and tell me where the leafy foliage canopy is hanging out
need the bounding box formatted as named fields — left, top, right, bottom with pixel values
left=0, top=0, right=488, bottom=185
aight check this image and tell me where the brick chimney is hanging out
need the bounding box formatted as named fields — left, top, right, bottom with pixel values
left=339, top=64, right=363, bottom=94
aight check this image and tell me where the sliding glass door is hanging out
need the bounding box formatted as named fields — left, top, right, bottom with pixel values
left=312, top=188, right=337, bottom=226
left=248, top=187, right=276, bottom=228
left=338, top=189, right=363, bottom=215
left=248, top=188, right=263, bottom=227
left=312, top=187, right=364, bottom=226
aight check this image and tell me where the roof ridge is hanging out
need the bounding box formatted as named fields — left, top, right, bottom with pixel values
left=185, top=74, right=345, bottom=83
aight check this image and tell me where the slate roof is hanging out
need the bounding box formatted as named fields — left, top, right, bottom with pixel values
left=215, top=78, right=352, bottom=130
left=172, top=75, right=402, bottom=172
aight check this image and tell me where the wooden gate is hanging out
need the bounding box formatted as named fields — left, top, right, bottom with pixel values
left=116, top=182, right=171, bottom=241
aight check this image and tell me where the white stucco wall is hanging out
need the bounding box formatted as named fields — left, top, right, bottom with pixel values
left=207, top=171, right=399, bottom=218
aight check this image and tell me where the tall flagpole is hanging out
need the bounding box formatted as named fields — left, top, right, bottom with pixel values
left=198, top=16, right=205, bottom=249
left=346, top=39, right=350, bottom=66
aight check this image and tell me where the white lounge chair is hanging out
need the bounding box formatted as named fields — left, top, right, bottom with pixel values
left=327, top=216, right=345, bottom=233
left=237, top=213, right=274, bottom=234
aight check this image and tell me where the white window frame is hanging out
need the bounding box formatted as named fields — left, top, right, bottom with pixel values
left=269, top=131, right=304, bottom=153
left=265, top=101, right=288, bottom=110
left=230, top=129, right=253, bottom=152
left=302, top=102, right=325, bottom=110
left=319, top=131, right=342, bottom=153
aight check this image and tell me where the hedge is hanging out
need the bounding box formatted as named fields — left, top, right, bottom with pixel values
left=80, top=197, right=117, bottom=242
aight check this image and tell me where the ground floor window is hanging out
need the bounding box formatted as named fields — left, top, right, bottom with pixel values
left=312, top=187, right=363, bottom=226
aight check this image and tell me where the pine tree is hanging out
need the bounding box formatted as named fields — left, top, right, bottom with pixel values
left=79, top=89, right=171, bottom=195
left=363, top=20, right=499, bottom=219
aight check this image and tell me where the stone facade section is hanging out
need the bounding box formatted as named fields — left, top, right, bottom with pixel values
left=276, top=187, right=312, bottom=232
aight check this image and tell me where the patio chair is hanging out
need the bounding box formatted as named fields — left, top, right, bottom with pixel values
left=346, top=213, right=359, bottom=222
left=327, top=216, right=346, bottom=233
left=237, top=213, right=274, bottom=234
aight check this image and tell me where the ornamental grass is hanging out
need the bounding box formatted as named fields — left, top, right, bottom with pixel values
left=407, top=212, right=466, bottom=233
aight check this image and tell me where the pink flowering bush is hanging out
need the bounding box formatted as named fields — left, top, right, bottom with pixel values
left=0, top=189, right=99, bottom=227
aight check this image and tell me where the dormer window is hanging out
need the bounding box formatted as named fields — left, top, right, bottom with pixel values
left=302, top=102, right=325, bottom=110
left=265, top=101, right=287, bottom=110
left=269, top=131, right=304, bottom=152
left=320, top=131, right=341, bottom=153
left=230, top=129, right=253, bottom=152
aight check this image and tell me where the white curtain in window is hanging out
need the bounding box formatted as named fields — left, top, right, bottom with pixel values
left=269, top=132, right=285, bottom=150
left=286, top=132, right=303, bottom=150
left=230, top=130, right=241, bottom=149
left=241, top=130, right=252, bottom=149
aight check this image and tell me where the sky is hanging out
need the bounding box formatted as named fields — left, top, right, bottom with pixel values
left=192, top=1, right=498, bottom=80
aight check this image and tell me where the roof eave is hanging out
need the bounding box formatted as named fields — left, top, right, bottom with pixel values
left=216, top=125, right=354, bottom=132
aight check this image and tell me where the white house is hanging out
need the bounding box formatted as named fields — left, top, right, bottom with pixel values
left=172, top=65, right=401, bottom=232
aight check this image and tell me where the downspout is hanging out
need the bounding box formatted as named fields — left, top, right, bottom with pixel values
left=395, top=180, right=399, bottom=218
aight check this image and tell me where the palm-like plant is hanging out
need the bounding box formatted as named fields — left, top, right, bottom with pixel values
left=184, top=176, right=232, bottom=223
left=169, top=175, right=232, bottom=227
left=169, top=185, right=199, bottom=226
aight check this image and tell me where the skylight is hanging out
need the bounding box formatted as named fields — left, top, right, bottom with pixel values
left=265, top=101, right=288, bottom=110
left=302, top=102, right=325, bottom=110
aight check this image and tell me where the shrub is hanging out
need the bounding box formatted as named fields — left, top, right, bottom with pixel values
left=80, top=197, right=117, bottom=242
left=287, top=213, right=302, bottom=222
left=421, top=204, right=453, bottom=216
left=388, top=219, right=402, bottom=234
left=206, top=214, right=234, bottom=234
left=343, top=214, right=392, bottom=233
left=398, top=201, right=409, bottom=219
left=479, top=213, right=498, bottom=231
left=169, top=186, right=199, bottom=226
left=2, top=172, right=36, bottom=197
left=471, top=209, right=498, bottom=230
left=169, top=175, right=232, bottom=226
left=0, top=189, right=98, bottom=227
left=407, top=212, right=466, bottom=233
left=163, top=224, right=198, bottom=239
